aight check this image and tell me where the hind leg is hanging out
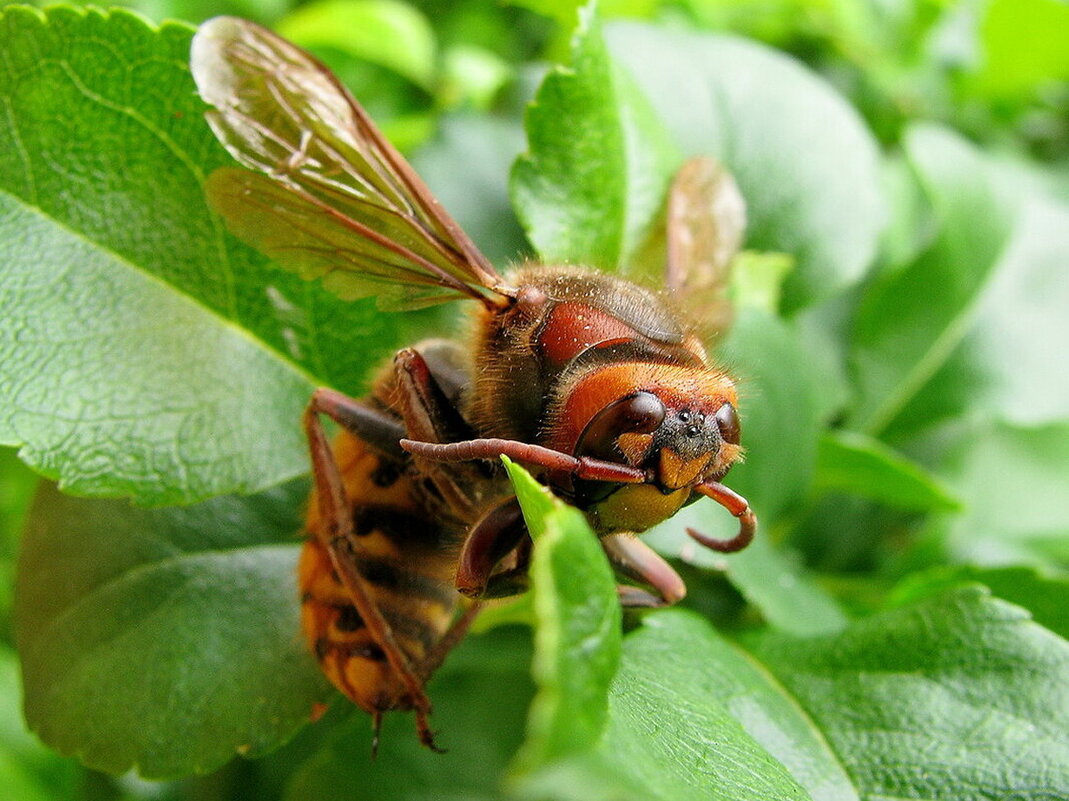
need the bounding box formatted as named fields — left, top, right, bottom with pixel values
left=303, top=394, right=439, bottom=748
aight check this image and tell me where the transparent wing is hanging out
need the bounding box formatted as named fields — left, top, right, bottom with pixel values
left=191, top=16, right=507, bottom=308
left=665, top=157, right=746, bottom=332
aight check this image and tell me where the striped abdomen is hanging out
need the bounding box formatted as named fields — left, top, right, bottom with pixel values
left=299, top=429, right=463, bottom=713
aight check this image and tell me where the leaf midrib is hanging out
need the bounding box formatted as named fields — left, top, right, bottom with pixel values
left=729, top=638, right=861, bottom=801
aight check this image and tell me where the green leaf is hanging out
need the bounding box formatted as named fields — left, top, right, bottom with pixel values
left=510, top=4, right=681, bottom=273
left=504, top=459, right=621, bottom=771
left=753, top=586, right=1069, bottom=799
left=890, top=565, right=1069, bottom=642
left=972, top=0, right=1069, bottom=97
left=815, top=429, right=961, bottom=512
left=517, top=611, right=819, bottom=801
left=15, top=481, right=329, bottom=778
left=0, top=7, right=423, bottom=504
left=606, top=21, right=884, bottom=311
left=849, top=124, right=1022, bottom=435
left=521, top=587, right=1069, bottom=801
left=0, top=646, right=76, bottom=801
left=917, top=420, right=1069, bottom=568
left=277, top=0, right=437, bottom=89
left=0, top=188, right=315, bottom=504
left=888, top=196, right=1069, bottom=438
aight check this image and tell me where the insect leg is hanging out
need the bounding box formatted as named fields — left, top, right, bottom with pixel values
left=303, top=398, right=434, bottom=720
left=601, top=533, right=687, bottom=608
left=393, top=348, right=485, bottom=517
left=394, top=348, right=475, bottom=444
left=409, top=339, right=470, bottom=409
left=473, top=534, right=533, bottom=600
left=308, top=387, right=406, bottom=459
left=689, top=481, right=757, bottom=552
left=455, top=497, right=530, bottom=598
left=418, top=599, right=484, bottom=682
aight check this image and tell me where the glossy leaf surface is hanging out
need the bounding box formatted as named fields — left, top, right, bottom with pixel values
left=16, top=481, right=328, bottom=778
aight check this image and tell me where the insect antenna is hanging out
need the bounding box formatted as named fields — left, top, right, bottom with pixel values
left=399, top=438, right=652, bottom=484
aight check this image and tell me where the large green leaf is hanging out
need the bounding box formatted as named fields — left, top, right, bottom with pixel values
left=516, top=614, right=817, bottom=801
left=753, top=586, right=1069, bottom=800
left=0, top=190, right=315, bottom=505
left=890, top=565, right=1069, bottom=642
left=605, top=21, right=884, bottom=311
left=15, top=480, right=329, bottom=778
left=517, top=579, right=1069, bottom=801
left=510, top=4, right=679, bottom=273
left=505, top=463, right=815, bottom=800
left=0, top=7, right=436, bottom=505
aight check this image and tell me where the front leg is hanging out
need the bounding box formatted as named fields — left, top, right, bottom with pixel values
left=601, top=533, right=687, bottom=608
left=455, top=497, right=530, bottom=599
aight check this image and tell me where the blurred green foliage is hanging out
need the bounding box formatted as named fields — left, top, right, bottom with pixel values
left=1, top=0, right=1067, bottom=798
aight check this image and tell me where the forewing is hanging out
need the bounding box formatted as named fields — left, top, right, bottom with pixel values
left=190, top=16, right=504, bottom=308
left=665, top=157, right=746, bottom=333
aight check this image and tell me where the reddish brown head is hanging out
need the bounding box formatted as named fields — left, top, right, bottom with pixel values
left=544, top=361, right=742, bottom=523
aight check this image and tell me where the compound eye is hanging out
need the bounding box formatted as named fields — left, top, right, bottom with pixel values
left=714, top=402, right=740, bottom=445
left=612, top=392, right=666, bottom=433
left=576, top=392, right=666, bottom=462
